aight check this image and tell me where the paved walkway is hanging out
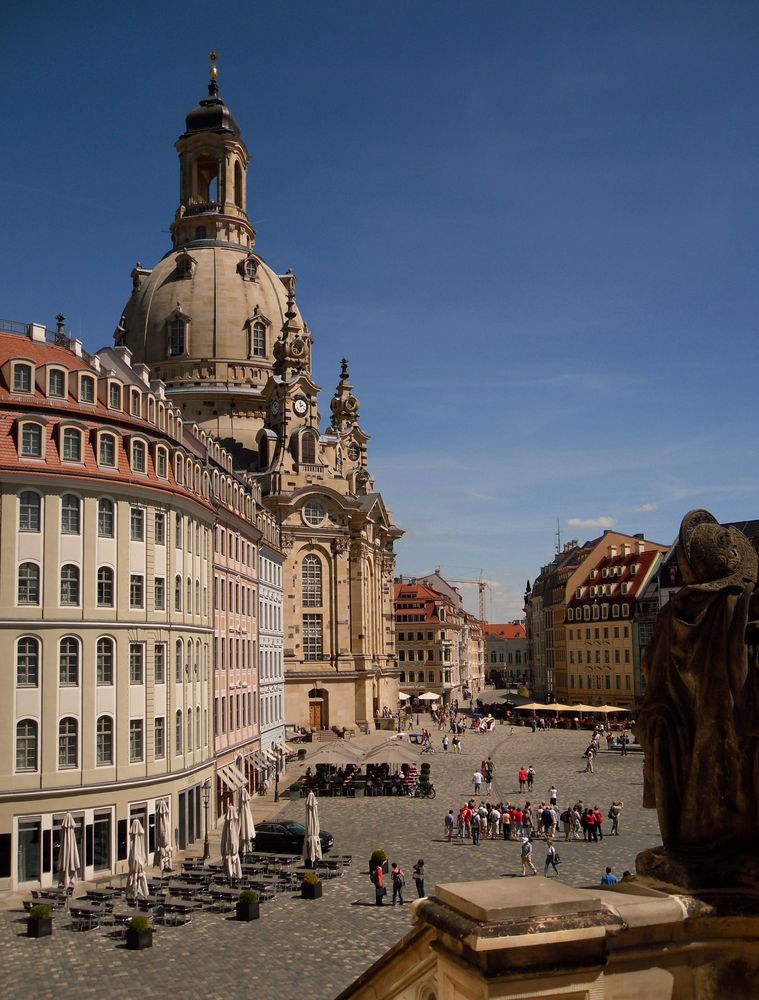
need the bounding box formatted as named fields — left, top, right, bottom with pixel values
left=0, top=724, right=660, bottom=999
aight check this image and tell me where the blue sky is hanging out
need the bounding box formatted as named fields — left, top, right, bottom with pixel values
left=4, top=2, right=759, bottom=620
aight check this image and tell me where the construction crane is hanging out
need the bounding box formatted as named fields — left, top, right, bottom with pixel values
left=447, top=575, right=489, bottom=623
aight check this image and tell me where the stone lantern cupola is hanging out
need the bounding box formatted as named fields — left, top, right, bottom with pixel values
left=170, top=52, right=256, bottom=250
left=330, top=358, right=361, bottom=432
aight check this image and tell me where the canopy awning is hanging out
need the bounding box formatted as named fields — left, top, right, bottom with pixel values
left=217, top=763, right=246, bottom=791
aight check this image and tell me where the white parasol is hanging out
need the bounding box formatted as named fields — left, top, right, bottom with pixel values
left=302, top=791, right=322, bottom=868
left=58, top=812, right=80, bottom=900
left=154, top=799, right=172, bottom=871
left=126, top=818, right=149, bottom=899
left=238, top=787, right=256, bottom=855
left=221, top=802, right=242, bottom=880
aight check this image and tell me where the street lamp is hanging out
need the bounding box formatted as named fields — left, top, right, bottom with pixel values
left=201, top=778, right=211, bottom=862
left=274, top=752, right=280, bottom=802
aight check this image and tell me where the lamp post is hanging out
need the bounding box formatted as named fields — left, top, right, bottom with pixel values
left=274, top=752, right=280, bottom=802
left=201, top=778, right=211, bottom=862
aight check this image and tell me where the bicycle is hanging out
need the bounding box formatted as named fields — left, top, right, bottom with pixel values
left=413, top=783, right=437, bottom=799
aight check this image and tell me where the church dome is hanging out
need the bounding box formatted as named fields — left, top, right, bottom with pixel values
left=183, top=91, right=241, bottom=138
left=120, top=243, right=303, bottom=376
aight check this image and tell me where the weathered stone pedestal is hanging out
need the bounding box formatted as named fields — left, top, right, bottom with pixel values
left=339, top=877, right=759, bottom=1000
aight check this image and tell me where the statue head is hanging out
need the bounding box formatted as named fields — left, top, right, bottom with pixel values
left=678, top=509, right=757, bottom=588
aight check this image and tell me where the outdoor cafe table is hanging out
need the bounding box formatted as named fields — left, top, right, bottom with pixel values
left=160, top=896, right=196, bottom=925
left=69, top=903, right=106, bottom=930
left=208, top=886, right=240, bottom=911
left=166, top=881, right=201, bottom=898
left=85, top=887, right=119, bottom=903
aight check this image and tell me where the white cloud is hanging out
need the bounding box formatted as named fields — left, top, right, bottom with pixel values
left=567, top=516, right=618, bottom=529
left=633, top=503, right=657, bottom=513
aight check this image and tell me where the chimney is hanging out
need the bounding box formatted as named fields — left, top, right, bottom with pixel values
left=621, top=543, right=631, bottom=557
left=635, top=540, right=645, bottom=555
left=608, top=545, right=617, bottom=559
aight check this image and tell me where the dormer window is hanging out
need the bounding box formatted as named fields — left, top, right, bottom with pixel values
left=79, top=374, right=95, bottom=403
left=19, top=421, right=44, bottom=458
left=48, top=368, right=66, bottom=398
left=175, top=252, right=194, bottom=278
left=62, top=427, right=82, bottom=463
left=13, top=363, right=33, bottom=393
left=130, top=389, right=141, bottom=417
left=108, top=382, right=122, bottom=410
left=249, top=320, right=266, bottom=358
left=155, top=445, right=168, bottom=480
left=132, top=439, right=147, bottom=474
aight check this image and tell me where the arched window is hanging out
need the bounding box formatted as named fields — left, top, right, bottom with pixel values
left=175, top=710, right=183, bottom=753
left=20, top=421, right=43, bottom=457
left=99, top=432, right=116, bottom=467
left=98, top=497, right=114, bottom=537
left=169, top=317, right=186, bottom=356
left=96, top=716, right=113, bottom=765
left=301, top=433, right=316, bottom=464
left=13, top=363, right=33, bottom=393
left=62, top=427, right=82, bottom=462
left=18, top=562, right=40, bottom=605
left=302, top=554, right=322, bottom=607
left=60, top=564, right=80, bottom=606
left=97, top=566, right=114, bottom=607
left=132, top=440, right=146, bottom=473
left=234, top=162, right=244, bottom=208
left=61, top=494, right=80, bottom=534
left=251, top=321, right=266, bottom=357
left=19, top=491, right=41, bottom=532
left=187, top=578, right=192, bottom=614
left=187, top=708, right=192, bottom=751
left=175, top=639, right=183, bottom=682
left=97, top=637, right=114, bottom=684
left=175, top=575, right=182, bottom=611
left=16, top=720, right=38, bottom=771
left=17, top=636, right=40, bottom=686
left=59, top=637, right=79, bottom=685
left=196, top=704, right=201, bottom=748
left=58, top=717, right=78, bottom=768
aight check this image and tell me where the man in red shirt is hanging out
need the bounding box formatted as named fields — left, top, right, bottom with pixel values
left=462, top=804, right=472, bottom=839
left=593, top=806, right=604, bottom=841
left=513, top=806, right=523, bottom=838
left=518, top=767, right=527, bottom=792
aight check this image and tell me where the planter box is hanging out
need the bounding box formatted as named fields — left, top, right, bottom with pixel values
left=301, top=881, right=323, bottom=900
left=235, top=900, right=260, bottom=921
left=352, top=787, right=365, bottom=798
left=126, top=928, right=153, bottom=950
left=27, top=917, right=52, bottom=938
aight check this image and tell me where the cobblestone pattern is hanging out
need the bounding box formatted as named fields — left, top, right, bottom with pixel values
left=0, top=726, right=660, bottom=1000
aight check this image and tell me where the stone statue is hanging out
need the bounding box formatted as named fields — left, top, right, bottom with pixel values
left=636, top=509, right=759, bottom=887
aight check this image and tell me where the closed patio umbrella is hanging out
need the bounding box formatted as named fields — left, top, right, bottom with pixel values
left=303, top=791, right=322, bottom=868
left=221, top=802, right=242, bottom=880
left=126, top=818, right=149, bottom=900
left=58, top=812, right=80, bottom=900
left=154, top=799, right=172, bottom=871
left=238, top=787, right=256, bottom=855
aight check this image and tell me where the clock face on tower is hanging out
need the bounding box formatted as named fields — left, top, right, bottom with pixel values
left=293, top=397, right=308, bottom=416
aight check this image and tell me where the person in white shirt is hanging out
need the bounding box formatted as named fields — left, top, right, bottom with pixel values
left=472, top=770, right=483, bottom=794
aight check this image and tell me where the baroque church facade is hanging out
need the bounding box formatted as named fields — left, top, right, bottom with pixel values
left=117, top=62, right=402, bottom=732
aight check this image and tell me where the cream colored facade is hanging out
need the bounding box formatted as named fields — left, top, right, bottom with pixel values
left=0, top=324, right=217, bottom=889
left=118, top=65, right=402, bottom=731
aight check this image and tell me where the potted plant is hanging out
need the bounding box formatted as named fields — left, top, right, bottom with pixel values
left=297, top=748, right=307, bottom=761
left=236, top=889, right=260, bottom=921
left=352, top=781, right=366, bottom=798
left=289, top=781, right=302, bottom=797
left=369, top=849, right=388, bottom=878
left=301, top=871, right=322, bottom=900
left=125, top=913, right=153, bottom=950
left=27, top=903, right=53, bottom=938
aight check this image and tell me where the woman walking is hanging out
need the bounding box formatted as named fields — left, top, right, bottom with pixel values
left=413, top=858, right=425, bottom=898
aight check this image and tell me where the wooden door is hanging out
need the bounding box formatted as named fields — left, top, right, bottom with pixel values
left=309, top=702, right=323, bottom=730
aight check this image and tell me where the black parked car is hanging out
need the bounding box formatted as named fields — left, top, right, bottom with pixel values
left=252, top=820, right=334, bottom=854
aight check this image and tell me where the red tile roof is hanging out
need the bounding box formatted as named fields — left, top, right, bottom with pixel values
left=483, top=623, right=525, bottom=639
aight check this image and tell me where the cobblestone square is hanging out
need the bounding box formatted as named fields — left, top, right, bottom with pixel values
left=0, top=726, right=661, bottom=1000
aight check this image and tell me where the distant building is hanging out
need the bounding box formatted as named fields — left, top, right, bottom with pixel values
left=564, top=539, right=667, bottom=706
left=483, top=622, right=528, bottom=688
